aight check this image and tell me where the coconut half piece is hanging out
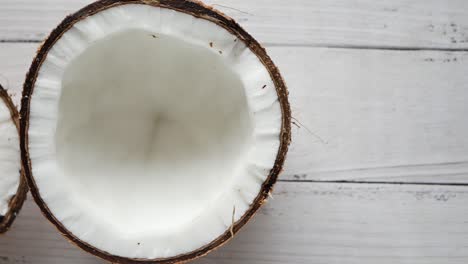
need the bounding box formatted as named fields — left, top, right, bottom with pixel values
left=0, top=84, right=27, bottom=234
left=21, top=0, right=290, bottom=262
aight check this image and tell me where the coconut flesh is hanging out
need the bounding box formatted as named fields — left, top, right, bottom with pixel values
left=0, top=86, right=24, bottom=232
left=24, top=2, right=287, bottom=261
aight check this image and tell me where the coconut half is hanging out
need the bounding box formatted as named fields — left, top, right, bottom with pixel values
left=0, top=84, right=27, bottom=234
left=21, top=0, right=290, bottom=262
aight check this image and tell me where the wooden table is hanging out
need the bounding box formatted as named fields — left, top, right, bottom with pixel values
left=1, top=1, right=468, bottom=263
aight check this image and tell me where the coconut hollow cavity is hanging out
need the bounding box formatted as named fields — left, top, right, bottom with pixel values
left=0, top=85, right=27, bottom=234
left=21, top=0, right=290, bottom=263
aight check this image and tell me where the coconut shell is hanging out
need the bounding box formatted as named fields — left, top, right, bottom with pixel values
left=20, top=0, right=291, bottom=263
left=0, top=84, right=28, bottom=234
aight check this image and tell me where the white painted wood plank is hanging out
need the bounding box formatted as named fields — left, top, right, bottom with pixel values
left=1, top=43, right=467, bottom=183
left=280, top=48, right=468, bottom=183
left=2, top=183, right=468, bottom=264
left=2, top=0, right=468, bottom=49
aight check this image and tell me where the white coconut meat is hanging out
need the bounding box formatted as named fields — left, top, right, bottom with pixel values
left=0, top=92, right=21, bottom=218
left=29, top=4, right=282, bottom=259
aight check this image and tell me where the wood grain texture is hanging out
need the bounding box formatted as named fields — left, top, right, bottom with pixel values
left=2, top=183, right=468, bottom=264
left=281, top=48, right=468, bottom=183
left=1, top=1, right=468, bottom=263
left=3, top=0, right=468, bottom=49
left=1, top=43, right=467, bottom=183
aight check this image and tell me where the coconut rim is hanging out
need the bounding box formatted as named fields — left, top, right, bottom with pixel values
left=0, top=84, right=28, bottom=234
left=20, top=0, right=291, bottom=263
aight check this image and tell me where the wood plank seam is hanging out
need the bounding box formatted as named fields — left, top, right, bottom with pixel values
left=279, top=179, right=468, bottom=187
left=5, top=39, right=468, bottom=52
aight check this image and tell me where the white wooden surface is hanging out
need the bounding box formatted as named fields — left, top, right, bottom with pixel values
left=4, top=0, right=468, bottom=49
left=4, top=183, right=468, bottom=264
left=1, top=1, right=468, bottom=263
